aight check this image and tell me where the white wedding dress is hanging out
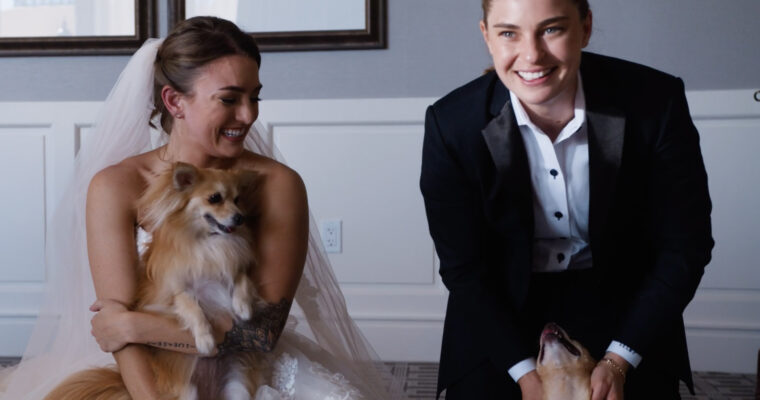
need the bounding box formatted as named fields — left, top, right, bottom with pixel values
left=0, top=39, right=405, bottom=400
left=137, top=229, right=364, bottom=400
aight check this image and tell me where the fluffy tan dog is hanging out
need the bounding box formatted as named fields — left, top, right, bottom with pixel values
left=536, top=323, right=596, bottom=400
left=46, top=162, right=263, bottom=400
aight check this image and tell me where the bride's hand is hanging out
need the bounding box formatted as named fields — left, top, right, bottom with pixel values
left=90, top=299, right=133, bottom=353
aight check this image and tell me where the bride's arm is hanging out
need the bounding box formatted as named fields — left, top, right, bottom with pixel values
left=217, top=164, right=308, bottom=354
left=86, top=165, right=163, bottom=400
left=89, top=299, right=207, bottom=355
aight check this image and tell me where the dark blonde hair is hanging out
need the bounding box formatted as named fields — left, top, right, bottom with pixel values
left=151, top=16, right=261, bottom=133
left=481, top=0, right=590, bottom=22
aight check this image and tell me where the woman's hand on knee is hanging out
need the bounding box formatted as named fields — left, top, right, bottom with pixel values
left=90, top=299, right=133, bottom=352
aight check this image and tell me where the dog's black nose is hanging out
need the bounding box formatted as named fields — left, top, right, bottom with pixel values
left=232, top=213, right=244, bottom=226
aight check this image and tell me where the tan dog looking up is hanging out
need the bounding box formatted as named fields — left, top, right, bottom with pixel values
left=536, top=323, right=596, bottom=400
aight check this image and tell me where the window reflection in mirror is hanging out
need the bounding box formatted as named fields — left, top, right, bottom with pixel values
left=0, top=0, right=135, bottom=38
left=184, top=0, right=365, bottom=33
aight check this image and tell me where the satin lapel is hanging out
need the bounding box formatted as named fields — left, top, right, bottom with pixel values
left=481, top=83, right=533, bottom=307
left=584, top=71, right=625, bottom=254
left=482, top=99, right=520, bottom=174
left=480, top=86, right=533, bottom=235
left=482, top=81, right=525, bottom=177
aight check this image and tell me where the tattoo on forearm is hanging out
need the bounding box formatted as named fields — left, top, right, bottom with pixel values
left=147, top=341, right=196, bottom=350
left=217, top=298, right=291, bottom=355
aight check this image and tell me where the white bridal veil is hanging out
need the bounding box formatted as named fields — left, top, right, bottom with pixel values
left=0, top=39, right=406, bottom=399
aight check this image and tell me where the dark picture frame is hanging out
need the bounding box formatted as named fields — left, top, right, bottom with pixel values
left=0, top=0, right=156, bottom=57
left=168, top=0, right=386, bottom=52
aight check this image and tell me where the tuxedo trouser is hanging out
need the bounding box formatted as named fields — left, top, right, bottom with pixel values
left=443, top=268, right=681, bottom=399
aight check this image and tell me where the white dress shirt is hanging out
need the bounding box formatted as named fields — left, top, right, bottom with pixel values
left=514, top=76, right=591, bottom=273
left=504, top=75, right=642, bottom=382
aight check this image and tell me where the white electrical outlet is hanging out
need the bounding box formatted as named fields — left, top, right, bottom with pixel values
left=320, top=219, right=342, bottom=253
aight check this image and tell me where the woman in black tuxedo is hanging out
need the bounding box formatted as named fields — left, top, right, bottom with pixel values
left=419, top=0, right=713, bottom=399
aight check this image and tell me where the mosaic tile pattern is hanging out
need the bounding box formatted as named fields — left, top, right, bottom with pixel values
left=3, top=357, right=756, bottom=399
left=386, top=362, right=758, bottom=400
left=680, top=371, right=758, bottom=400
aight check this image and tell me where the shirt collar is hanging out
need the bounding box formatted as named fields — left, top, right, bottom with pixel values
left=510, top=72, right=586, bottom=144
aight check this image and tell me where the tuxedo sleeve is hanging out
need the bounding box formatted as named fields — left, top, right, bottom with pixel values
left=420, top=105, right=532, bottom=381
left=615, top=78, right=713, bottom=356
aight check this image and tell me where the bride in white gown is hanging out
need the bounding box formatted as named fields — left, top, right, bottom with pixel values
left=0, top=16, right=405, bottom=400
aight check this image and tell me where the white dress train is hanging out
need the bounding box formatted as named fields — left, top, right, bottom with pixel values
left=139, top=228, right=364, bottom=400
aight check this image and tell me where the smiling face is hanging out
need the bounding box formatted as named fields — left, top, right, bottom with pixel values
left=480, top=0, right=591, bottom=116
left=170, top=54, right=262, bottom=161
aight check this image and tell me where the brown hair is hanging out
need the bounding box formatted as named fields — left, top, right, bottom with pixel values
left=151, top=16, right=261, bottom=133
left=481, top=0, right=590, bottom=22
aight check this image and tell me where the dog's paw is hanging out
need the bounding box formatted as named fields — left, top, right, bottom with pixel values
left=195, top=331, right=216, bottom=355
left=232, top=296, right=252, bottom=320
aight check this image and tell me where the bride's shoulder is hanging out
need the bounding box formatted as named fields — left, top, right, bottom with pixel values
left=88, top=153, right=155, bottom=202
left=239, top=152, right=303, bottom=188
left=237, top=152, right=306, bottom=209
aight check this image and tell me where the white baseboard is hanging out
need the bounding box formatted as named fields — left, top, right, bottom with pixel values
left=356, top=319, right=444, bottom=362
left=687, top=328, right=760, bottom=374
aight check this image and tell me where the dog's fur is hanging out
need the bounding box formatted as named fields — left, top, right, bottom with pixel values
left=46, top=162, right=264, bottom=400
left=536, top=323, right=596, bottom=400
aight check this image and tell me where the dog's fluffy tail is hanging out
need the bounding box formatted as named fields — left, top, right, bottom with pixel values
left=43, top=366, right=130, bottom=400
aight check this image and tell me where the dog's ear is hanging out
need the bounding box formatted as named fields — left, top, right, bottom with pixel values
left=173, top=162, right=198, bottom=191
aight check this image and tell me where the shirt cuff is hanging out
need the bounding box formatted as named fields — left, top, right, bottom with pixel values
left=507, top=357, right=537, bottom=382
left=606, top=340, right=642, bottom=368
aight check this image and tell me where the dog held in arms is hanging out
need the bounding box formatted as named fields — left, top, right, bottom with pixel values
left=536, top=323, right=596, bottom=400
left=46, top=162, right=265, bottom=399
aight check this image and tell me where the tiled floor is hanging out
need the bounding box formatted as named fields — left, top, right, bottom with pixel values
left=386, top=362, right=758, bottom=400
left=683, top=371, right=758, bottom=400
left=3, top=357, right=756, bottom=399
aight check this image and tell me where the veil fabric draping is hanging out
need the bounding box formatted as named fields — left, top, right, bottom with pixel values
left=0, top=39, right=406, bottom=400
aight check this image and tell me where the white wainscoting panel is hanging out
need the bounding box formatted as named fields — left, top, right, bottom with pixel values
left=0, top=130, right=47, bottom=282
left=682, top=89, right=760, bottom=373
left=694, top=118, right=760, bottom=290
left=274, top=123, right=433, bottom=284
left=0, top=92, right=758, bottom=374
left=0, top=102, right=101, bottom=356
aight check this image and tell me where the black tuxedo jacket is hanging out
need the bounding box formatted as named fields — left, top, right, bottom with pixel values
left=420, top=52, right=713, bottom=395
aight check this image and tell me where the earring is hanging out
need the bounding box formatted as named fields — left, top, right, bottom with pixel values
left=174, top=112, right=184, bottom=119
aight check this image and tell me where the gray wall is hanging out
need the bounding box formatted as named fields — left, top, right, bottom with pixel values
left=0, top=0, right=757, bottom=102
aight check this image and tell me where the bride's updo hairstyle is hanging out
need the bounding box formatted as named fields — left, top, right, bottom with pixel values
left=480, top=0, right=590, bottom=21
left=151, top=16, right=261, bottom=133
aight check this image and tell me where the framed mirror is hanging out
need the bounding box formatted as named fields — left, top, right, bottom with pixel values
left=169, top=0, right=386, bottom=51
left=0, top=0, right=156, bottom=56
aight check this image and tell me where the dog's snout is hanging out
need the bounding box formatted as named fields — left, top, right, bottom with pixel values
left=232, top=213, right=244, bottom=226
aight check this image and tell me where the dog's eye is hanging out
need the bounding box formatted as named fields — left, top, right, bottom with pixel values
left=208, top=193, right=222, bottom=204
left=234, top=196, right=240, bottom=205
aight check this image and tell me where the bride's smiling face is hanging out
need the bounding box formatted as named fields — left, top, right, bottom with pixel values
left=173, top=54, right=262, bottom=159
